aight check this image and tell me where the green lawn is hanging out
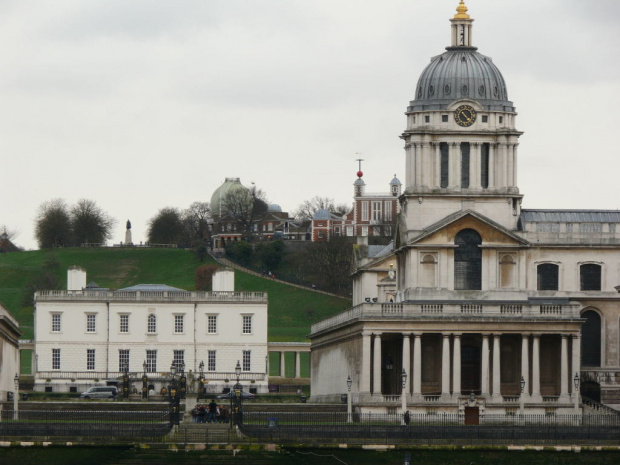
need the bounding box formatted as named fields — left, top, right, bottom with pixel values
left=0, top=248, right=351, bottom=344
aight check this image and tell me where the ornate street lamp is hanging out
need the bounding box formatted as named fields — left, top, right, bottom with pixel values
left=142, top=360, right=148, bottom=400
left=233, top=360, right=243, bottom=427
left=179, top=362, right=187, bottom=399
left=519, top=376, right=526, bottom=414
left=198, top=361, right=205, bottom=401
left=122, top=362, right=130, bottom=400
left=169, top=363, right=180, bottom=426
left=401, top=368, right=408, bottom=424
left=574, top=372, right=580, bottom=413
left=346, top=375, right=353, bottom=423
left=13, top=373, right=19, bottom=420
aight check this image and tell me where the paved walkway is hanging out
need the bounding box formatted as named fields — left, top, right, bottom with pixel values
left=209, top=254, right=349, bottom=300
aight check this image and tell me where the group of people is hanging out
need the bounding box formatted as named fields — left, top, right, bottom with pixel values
left=191, top=399, right=230, bottom=424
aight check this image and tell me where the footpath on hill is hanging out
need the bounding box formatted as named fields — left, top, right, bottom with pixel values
left=210, top=254, right=348, bottom=300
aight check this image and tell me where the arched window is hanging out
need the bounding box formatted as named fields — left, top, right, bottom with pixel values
left=537, top=263, right=559, bottom=291
left=454, top=229, right=482, bottom=290
left=147, top=314, right=157, bottom=334
left=580, top=264, right=602, bottom=291
left=581, top=310, right=601, bottom=367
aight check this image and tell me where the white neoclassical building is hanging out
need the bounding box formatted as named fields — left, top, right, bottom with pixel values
left=34, top=266, right=268, bottom=394
left=310, top=2, right=620, bottom=415
left=0, top=303, right=21, bottom=401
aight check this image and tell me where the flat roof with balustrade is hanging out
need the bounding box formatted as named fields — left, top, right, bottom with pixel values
left=35, top=290, right=267, bottom=303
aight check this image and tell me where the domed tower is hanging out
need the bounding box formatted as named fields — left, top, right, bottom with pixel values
left=401, top=1, right=523, bottom=235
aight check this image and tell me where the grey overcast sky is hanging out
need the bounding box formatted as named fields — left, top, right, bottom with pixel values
left=1, top=0, right=619, bottom=250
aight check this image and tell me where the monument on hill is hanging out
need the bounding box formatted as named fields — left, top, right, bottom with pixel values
left=125, top=220, right=133, bottom=246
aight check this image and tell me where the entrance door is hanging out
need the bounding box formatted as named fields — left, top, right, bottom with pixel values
left=464, top=407, right=480, bottom=425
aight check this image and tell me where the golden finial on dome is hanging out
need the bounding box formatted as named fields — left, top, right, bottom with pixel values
left=454, top=0, right=470, bottom=19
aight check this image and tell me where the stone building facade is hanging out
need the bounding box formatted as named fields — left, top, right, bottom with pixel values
left=33, top=267, right=268, bottom=394
left=0, top=303, right=21, bottom=401
left=310, top=2, right=620, bottom=415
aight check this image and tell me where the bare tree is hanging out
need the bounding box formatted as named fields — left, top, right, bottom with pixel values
left=183, top=202, right=212, bottom=240
left=71, top=199, right=116, bottom=245
left=294, top=196, right=351, bottom=222
left=35, top=198, right=72, bottom=248
left=0, top=226, right=20, bottom=252
left=304, top=236, right=353, bottom=295
left=220, top=185, right=268, bottom=241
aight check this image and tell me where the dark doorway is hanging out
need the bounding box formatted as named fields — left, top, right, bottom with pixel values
left=581, top=310, right=601, bottom=367
left=581, top=381, right=601, bottom=403
left=461, top=341, right=481, bottom=394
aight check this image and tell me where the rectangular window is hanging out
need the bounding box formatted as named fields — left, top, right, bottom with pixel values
left=373, top=226, right=381, bottom=236
left=119, top=349, right=129, bottom=372
left=52, top=348, right=60, bottom=370
left=361, top=202, right=369, bottom=221
left=580, top=264, right=602, bottom=291
left=579, top=223, right=602, bottom=233
left=208, top=315, right=217, bottom=334
left=86, top=314, right=96, bottom=333
left=372, top=202, right=382, bottom=221
left=440, top=142, right=449, bottom=188
left=243, top=315, right=252, bottom=334
left=173, top=350, right=185, bottom=371
left=146, top=350, right=157, bottom=373
left=384, top=201, right=392, bottom=221
left=424, top=115, right=430, bottom=123
left=442, top=114, right=448, bottom=122
left=174, top=315, right=184, bottom=333
left=361, top=226, right=368, bottom=236
left=147, top=313, right=157, bottom=333
left=499, top=116, right=504, bottom=124
left=346, top=226, right=354, bottom=236
left=87, top=349, right=95, bottom=370
left=460, top=142, right=470, bottom=188
left=481, top=143, right=490, bottom=189
left=481, top=115, right=488, bottom=123
left=52, top=313, right=61, bottom=332
left=119, top=314, right=129, bottom=333
left=242, top=350, right=251, bottom=372
left=208, top=350, right=216, bottom=371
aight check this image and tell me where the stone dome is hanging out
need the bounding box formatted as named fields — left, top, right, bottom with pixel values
left=408, top=48, right=515, bottom=113
left=267, top=204, right=282, bottom=213
left=210, top=177, right=248, bottom=214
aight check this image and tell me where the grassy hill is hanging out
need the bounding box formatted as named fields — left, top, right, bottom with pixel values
left=0, top=248, right=351, bottom=343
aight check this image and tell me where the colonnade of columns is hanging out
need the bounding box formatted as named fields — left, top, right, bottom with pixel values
left=405, top=141, right=518, bottom=191
left=273, top=351, right=304, bottom=378
left=364, top=331, right=580, bottom=403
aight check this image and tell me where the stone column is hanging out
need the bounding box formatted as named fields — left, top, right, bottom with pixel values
left=521, top=334, right=530, bottom=398
left=413, top=333, right=422, bottom=398
left=435, top=143, right=442, bottom=188
left=481, top=334, right=490, bottom=396
left=492, top=333, right=502, bottom=402
left=441, top=333, right=451, bottom=398
left=452, top=333, right=462, bottom=399
left=415, top=144, right=423, bottom=188
left=373, top=333, right=382, bottom=395
left=402, top=334, right=411, bottom=393
left=507, top=144, right=514, bottom=189
left=470, top=142, right=481, bottom=189
left=295, top=352, right=301, bottom=379
left=405, top=143, right=414, bottom=192
left=531, top=334, right=542, bottom=402
left=280, top=352, right=286, bottom=378
left=560, top=335, right=570, bottom=402
left=361, top=332, right=372, bottom=393
left=512, top=143, right=519, bottom=187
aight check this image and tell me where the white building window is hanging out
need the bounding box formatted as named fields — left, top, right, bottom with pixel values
left=372, top=201, right=382, bottom=221
left=361, top=226, right=368, bottom=236
left=86, top=314, right=96, bottom=333
left=242, top=315, right=252, bottom=334
left=119, top=349, right=129, bottom=371
left=173, top=350, right=185, bottom=371
left=208, top=315, right=217, bottom=334
left=52, top=348, right=60, bottom=370
left=346, top=226, right=354, bottom=236
left=147, top=314, right=157, bottom=333
left=361, top=202, right=369, bottom=221
left=208, top=350, right=216, bottom=371
left=52, top=313, right=61, bottom=332
left=174, top=315, right=184, bottom=334
left=87, top=349, right=95, bottom=370
left=146, top=350, right=157, bottom=373
left=384, top=201, right=392, bottom=221
left=119, top=314, right=129, bottom=333
left=373, top=226, right=381, bottom=236
left=242, top=350, right=251, bottom=371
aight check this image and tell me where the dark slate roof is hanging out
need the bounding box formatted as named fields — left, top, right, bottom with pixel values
left=368, top=242, right=394, bottom=259
left=520, top=210, right=620, bottom=223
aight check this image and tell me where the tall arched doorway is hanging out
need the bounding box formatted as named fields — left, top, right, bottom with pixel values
left=581, top=310, right=602, bottom=367
left=454, top=229, right=482, bottom=290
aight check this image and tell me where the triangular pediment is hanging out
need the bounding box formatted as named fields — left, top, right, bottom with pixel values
left=405, top=210, right=530, bottom=248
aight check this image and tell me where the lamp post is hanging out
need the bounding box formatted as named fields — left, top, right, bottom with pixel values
left=142, top=360, right=148, bottom=400
left=169, top=363, right=180, bottom=426
left=13, top=373, right=19, bottom=420
left=519, top=376, right=526, bottom=415
left=401, top=368, right=407, bottom=425
left=179, top=362, right=187, bottom=399
left=233, top=360, right=243, bottom=427
left=198, top=361, right=205, bottom=401
left=122, top=362, right=130, bottom=400
left=346, top=375, right=352, bottom=423
left=573, top=372, right=580, bottom=413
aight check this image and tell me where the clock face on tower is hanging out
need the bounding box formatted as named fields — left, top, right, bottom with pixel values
left=454, top=105, right=476, bottom=127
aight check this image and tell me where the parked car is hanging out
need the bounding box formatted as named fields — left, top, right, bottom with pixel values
left=80, top=386, right=117, bottom=399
